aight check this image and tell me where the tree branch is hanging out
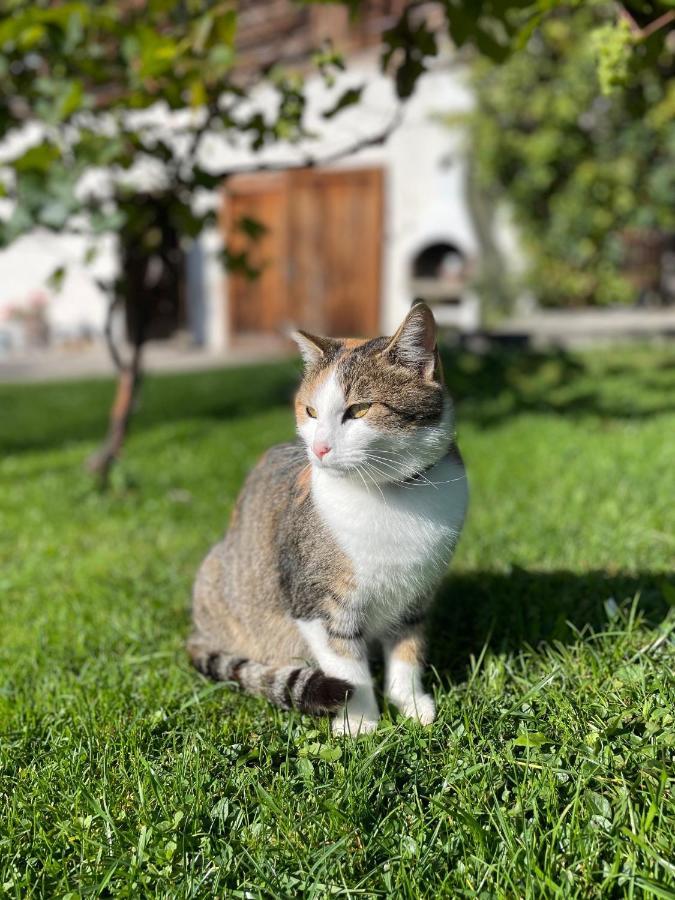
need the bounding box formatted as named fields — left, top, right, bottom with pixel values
left=618, top=4, right=675, bottom=39
left=185, top=106, right=403, bottom=186
left=640, top=10, right=675, bottom=39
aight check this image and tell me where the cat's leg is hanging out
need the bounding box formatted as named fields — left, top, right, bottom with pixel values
left=295, top=619, right=379, bottom=735
left=383, top=623, right=436, bottom=725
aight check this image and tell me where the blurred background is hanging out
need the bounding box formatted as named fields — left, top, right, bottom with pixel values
left=2, top=1, right=674, bottom=383
left=1, top=0, right=675, bottom=483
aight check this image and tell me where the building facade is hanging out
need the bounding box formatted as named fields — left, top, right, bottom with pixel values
left=0, top=3, right=493, bottom=356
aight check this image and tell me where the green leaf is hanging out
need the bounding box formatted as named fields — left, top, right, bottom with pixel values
left=588, top=791, right=613, bottom=821
left=90, top=209, right=127, bottom=235
left=47, top=266, right=66, bottom=293
left=189, top=79, right=207, bottom=108
left=237, top=216, right=267, bottom=240
left=206, top=44, right=234, bottom=74
left=396, top=55, right=425, bottom=99
left=83, top=245, right=99, bottom=266
left=322, top=85, right=364, bottom=119
left=296, top=757, right=314, bottom=780
left=2, top=204, right=33, bottom=245
left=214, top=9, right=237, bottom=46
left=318, top=746, right=342, bottom=762
left=192, top=14, right=213, bottom=53
left=220, top=247, right=261, bottom=280
left=512, top=731, right=549, bottom=748
left=40, top=201, right=72, bottom=229
left=633, top=877, right=675, bottom=900
left=13, top=144, right=61, bottom=174
left=55, top=80, right=84, bottom=121
left=19, top=23, right=46, bottom=50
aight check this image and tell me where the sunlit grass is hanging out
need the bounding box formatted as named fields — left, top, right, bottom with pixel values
left=1, top=344, right=674, bottom=897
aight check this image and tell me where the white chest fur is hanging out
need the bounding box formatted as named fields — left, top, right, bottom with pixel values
left=312, top=454, right=468, bottom=636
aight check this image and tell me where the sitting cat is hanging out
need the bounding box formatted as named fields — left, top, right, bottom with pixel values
left=188, top=301, right=468, bottom=735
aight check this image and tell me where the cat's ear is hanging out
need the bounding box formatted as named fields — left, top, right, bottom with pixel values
left=382, top=301, right=439, bottom=381
left=291, top=330, right=340, bottom=368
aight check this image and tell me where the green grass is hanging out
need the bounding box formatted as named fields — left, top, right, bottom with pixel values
left=1, top=345, right=674, bottom=898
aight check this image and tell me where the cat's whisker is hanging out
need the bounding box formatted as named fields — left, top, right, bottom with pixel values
left=367, top=450, right=424, bottom=474
left=362, top=458, right=416, bottom=489
left=409, top=470, right=439, bottom=490
left=364, top=463, right=419, bottom=491
left=363, top=452, right=465, bottom=489
left=353, top=463, right=372, bottom=497
left=363, top=453, right=435, bottom=487
left=362, top=455, right=402, bottom=474
left=363, top=460, right=417, bottom=497
left=362, top=452, right=409, bottom=470
left=362, top=457, right=410, bottom=483
left=361, top=462, right=389, bottom=508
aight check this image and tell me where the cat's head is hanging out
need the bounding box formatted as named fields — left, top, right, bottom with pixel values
left=292, top=302, right=453, bottom=483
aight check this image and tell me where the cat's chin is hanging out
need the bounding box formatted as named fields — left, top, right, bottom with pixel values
left=311, top=462, right=350, bottom=478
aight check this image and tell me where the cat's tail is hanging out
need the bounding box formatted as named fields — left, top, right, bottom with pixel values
left=187, top=640, right=352, bottom=715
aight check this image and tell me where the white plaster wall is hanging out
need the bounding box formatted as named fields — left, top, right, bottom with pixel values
left=0, top=230, right=115, bottom=343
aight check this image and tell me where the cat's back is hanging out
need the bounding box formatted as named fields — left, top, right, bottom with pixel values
left=191, top=440, right=313, bottom=663
left=193, top=441, right=308, bottom=619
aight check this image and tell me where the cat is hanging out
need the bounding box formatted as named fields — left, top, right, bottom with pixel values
left=188, top=301, right=468, bottom=735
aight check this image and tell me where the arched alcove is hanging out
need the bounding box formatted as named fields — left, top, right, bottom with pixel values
left=412, top=241, right=468, bottom=281
left=409, top=240, right=479, bottom=332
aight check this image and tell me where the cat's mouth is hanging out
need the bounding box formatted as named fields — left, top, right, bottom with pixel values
left=311, top=457, right=350, bottom=477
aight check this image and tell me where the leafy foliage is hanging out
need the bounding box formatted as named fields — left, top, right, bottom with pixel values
left=466, top=1, right=675, bottom=306
left=0, top=0, right=673, bottom=299
left=441, top=0, right=675, bottom=79
left=0, top=1, right=353, bottom=265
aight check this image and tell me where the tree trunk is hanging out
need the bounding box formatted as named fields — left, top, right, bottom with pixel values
left=86, top=339, right=144, bottom=488
left=86, top=192, right=185, bottom=488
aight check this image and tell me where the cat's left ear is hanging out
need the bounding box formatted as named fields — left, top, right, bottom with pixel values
left=291, top=330, right=341, bottom=368
left=382, top=301, right=440, bottom=381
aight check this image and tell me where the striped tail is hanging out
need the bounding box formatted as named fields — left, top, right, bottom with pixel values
left=188, top=640, right=352, bottom=715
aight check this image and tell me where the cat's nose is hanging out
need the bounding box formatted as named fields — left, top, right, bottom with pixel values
left=312, top=441, right=331, bottom=460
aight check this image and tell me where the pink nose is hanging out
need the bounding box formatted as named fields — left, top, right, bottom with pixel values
left=313, top=441, right=331, bottom=460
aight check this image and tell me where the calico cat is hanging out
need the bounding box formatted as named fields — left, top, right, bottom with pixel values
left=188, top=301, right=468, bottom=735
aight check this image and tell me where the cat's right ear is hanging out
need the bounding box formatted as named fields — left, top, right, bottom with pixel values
left=291, top=330, right=340, bottom=368
left=381, top=301, right=439, bottom=381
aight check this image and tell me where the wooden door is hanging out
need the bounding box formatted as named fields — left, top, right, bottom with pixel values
left=223, top=167, right=383, bottom=339
left=222, top=173, right=289, bottom=335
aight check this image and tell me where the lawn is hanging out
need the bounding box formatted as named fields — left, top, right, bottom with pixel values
left=1, top=344, right=674, bottom=898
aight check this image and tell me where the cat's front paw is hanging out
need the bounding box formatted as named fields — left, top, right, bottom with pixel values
left=332, top=706, right=379, bottom=737
left=332, top=715, right=379, bottom=736
left=392, top=692, right=436, bottom=726
left=331, top=686, right=380, bottom=737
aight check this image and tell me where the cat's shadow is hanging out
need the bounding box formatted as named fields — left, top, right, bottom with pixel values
left=426, top=568, right=671, bottom=682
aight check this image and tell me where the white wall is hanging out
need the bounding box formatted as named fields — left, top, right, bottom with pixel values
left=0, top=230, right=116, bottom=348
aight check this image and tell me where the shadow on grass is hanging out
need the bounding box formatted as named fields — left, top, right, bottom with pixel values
left=429, top=568, right=672, bottom=681
left=2, top=344, right=675, bottom=457
left=0, top=359, right=300, bottom=455
left=441, top=344, right=675, bottom=428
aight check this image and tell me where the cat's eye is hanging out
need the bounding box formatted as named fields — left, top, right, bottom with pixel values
left=345, top=402, right=371, bottom=420
left=306, top=406, right=317, bottom=419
